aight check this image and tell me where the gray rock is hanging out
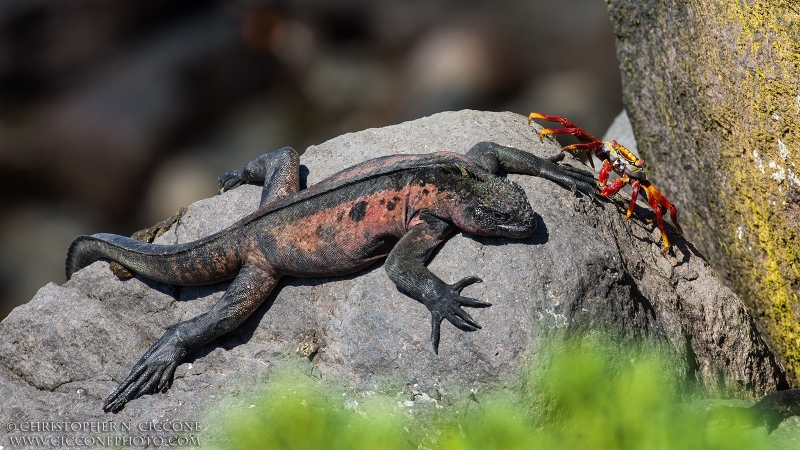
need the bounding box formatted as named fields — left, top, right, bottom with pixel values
left=0, top=110, right=785, bottom=438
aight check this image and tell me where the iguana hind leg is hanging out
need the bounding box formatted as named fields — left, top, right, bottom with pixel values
left=103, top=263, right=280, bottom=412
left=218, top=146, right=303, bottom=207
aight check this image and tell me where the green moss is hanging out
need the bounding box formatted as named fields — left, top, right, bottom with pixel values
left=710, top=1, right=800, bottom=382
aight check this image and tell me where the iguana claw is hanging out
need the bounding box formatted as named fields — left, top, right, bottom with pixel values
left=103, top=329, right=187, bottom=412
left=217, top=169, right=246, bottom=193
left=429, top=276, right=489, bottom=354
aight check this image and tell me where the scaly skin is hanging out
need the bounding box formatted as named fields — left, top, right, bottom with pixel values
left=66, top=142, right=597, bottom=412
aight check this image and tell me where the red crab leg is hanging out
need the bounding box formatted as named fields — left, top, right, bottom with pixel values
left=642, top=183, right=683, bottom=235
left=527, top=112, right=601, bottom=143
left=641, top=183, right=684, bottom=254
left=644, top=186, right=670, bottom=253
left=625, top=180, right=641, bottom=221
left=562, top=142, right=604, bottom=171
left=538, top=128, right=600, bottom=147
left=563, top=142, right=605, bottom=152
left=528, top=112, right=581, bottom=128
left=528, top=112, right=603, bottom=170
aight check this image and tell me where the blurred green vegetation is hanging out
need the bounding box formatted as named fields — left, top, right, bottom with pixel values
left=208, top=337, right=774, bottom=450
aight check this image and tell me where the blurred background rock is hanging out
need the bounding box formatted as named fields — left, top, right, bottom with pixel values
left=0, top=0, right=621, bottom=319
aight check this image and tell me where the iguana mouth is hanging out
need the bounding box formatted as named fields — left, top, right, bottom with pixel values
left=497, top=218, right=536, bottom=238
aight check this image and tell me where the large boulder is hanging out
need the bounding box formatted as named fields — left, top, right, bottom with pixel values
left=0, top=111, right=785, bottom=439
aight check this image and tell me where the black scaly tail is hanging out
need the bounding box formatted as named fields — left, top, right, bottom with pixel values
left=66, top=232, right=242, bottom=286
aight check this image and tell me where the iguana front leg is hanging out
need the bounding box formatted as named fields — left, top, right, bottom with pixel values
left=466, top=141, right=597, bottom=195
left=103, top=263, right=280, bottom=412
left=385, top=213, right=490, bottom=354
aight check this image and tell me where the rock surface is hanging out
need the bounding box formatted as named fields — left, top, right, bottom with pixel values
left=0, top=111, right=786, bottom=440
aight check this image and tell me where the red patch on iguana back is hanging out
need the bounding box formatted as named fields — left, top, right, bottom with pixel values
left=268, top=183, right=444, bottom=274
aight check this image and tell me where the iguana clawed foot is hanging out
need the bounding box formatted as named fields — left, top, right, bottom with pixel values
left=104, top=328, right=187, bottom=412
left=427, top=276, right=489, bottom=354
left=539, top=152, right=598, bottom=197
left=218, top=169, right=247, bottom=193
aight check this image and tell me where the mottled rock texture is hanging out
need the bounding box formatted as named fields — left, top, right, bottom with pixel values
left=0, top=111, right=785, bottom=439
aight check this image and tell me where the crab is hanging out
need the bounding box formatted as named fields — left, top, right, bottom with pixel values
left=528, top=112, right=683, bottom=254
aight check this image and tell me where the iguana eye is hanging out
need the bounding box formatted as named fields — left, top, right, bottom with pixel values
left=490, top=211, right=510, bottom=222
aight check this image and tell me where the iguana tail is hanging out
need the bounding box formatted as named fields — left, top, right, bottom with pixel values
left=66, top=232, right=242, bottom=285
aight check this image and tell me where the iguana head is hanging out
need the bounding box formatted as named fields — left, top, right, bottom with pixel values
left=453, top=175, right=536, bottom=238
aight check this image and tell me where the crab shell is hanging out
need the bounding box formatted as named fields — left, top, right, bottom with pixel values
left=603, top=141, right=646, bottom=181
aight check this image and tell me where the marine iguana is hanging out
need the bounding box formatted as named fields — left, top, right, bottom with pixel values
left=66, top=141, right=597, bottom=411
